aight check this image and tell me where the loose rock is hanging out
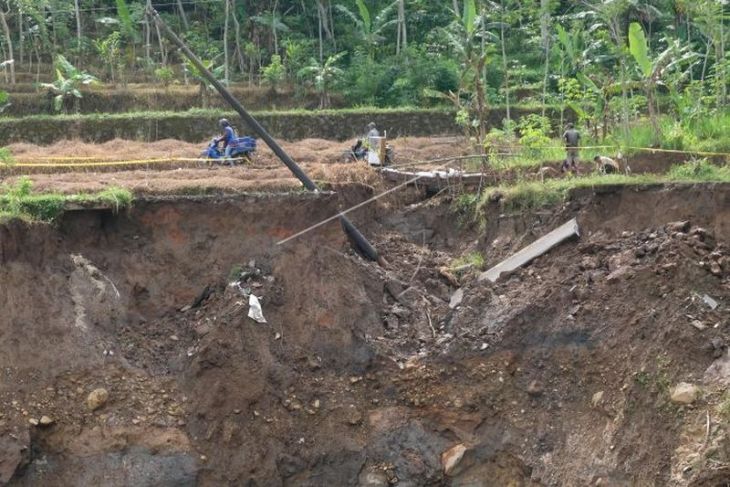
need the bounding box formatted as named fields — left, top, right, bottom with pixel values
left=441, top=443, right=468, bottom=476
left=39, top=416, right=54, bottom=426
left=670, top=383, right=700, bottom=404
left=86, top=388, right=109, bottom=411
left=591, top=391, right=604, bottom=408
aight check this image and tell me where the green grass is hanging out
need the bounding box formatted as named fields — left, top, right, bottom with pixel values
left=477, top=109, right=730, bottom=172
left=450, top=251, right=486, bottom=272
left=474, top=160, right=730, bottom=215
left=0, top=177, right=133, bottom=222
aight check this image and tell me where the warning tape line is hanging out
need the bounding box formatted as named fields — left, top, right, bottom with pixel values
left=2, top=157, right=210, bottom=168
left=1, top=145, right=727, bottom=170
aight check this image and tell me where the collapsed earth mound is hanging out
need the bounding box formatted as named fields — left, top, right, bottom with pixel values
left=0, top=183, right=728, bottom=486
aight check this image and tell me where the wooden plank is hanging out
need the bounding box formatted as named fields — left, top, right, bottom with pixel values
left=479, top=218, right=580, bottom=283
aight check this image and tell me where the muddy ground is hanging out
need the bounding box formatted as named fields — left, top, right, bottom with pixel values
left=0, top=180, right=729, bottom=486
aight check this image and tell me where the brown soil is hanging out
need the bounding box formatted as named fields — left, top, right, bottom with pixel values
left=1, top=182, right=729, bottom=486
left=1, top=137, right=468, bottom=194
left=2, top=137, right=708, bottom=197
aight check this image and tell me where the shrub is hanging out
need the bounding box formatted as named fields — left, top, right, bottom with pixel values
left=154, top=66, right=176, bottom=87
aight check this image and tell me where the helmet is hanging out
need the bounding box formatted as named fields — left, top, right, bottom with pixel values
left=219, top=118, right=230, bottom=128
left=367, top=122, right=376, bottom=129
left=566, top=122, right=574, bottom=129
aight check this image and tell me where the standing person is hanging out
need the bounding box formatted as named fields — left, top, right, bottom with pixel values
left=365, top=122, right=382, bottom=166
left=562, top=123, right=581, bottom=174
left=367, top=122, right=380, bottom=148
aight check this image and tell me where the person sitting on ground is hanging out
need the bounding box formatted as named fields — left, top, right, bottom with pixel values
left=561, top=123, right=580, bottom=174
left=594, top=155, right=621, bottom=174
left=215, top=118, right=238, bottom=164
left=350, top=139, right=367, bottom=160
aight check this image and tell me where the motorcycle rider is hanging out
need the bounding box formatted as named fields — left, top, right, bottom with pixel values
left=215, top=118, right=237, bottom=164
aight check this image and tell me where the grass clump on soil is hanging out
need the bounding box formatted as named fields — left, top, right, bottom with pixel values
left=0, top=177, right=132, bottom=222
left=475, top=160, right=730, bottom=215
left=450, top=251, right=486, bottom=272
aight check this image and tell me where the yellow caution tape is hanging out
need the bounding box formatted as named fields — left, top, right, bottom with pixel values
left=1, top=144, right=727, bottom=171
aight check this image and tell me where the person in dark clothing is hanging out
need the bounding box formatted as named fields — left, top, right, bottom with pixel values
left=562, top=123, right=580, bottom=174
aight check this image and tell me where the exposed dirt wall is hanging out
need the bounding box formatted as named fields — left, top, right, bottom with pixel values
left=1, top=183, right=728, bottom=485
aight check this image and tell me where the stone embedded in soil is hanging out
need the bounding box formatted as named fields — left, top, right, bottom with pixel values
left=449, top=288, right=464, bottom=309
left=86, top=388, right=109, bottom=411
left=670, top=383, right=700, bottom=404
left=527, top=380, right=543, bottom=397
left=691, top=320, right=708, bottom=331
left=358, top=468, right=389, bottom=487
left=346, top=406, right=363, bottom=425
left=39, top=415, right=54, bottom=426
left=592, top=391, right=605, bottom=408
left=667, top=221, right=691, bottom=233
left=441, top=443, right=468, bottom=476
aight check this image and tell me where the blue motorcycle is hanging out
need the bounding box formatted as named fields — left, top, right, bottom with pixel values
left=201, top=136, right=257, bottom=165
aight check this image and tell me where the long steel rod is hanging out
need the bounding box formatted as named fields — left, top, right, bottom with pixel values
left=148, top=7, right=381, bottom=263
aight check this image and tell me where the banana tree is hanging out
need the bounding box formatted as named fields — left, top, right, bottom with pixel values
left=628, top=22, right=696, bottom=145
left=298, top=52, right=345, bottom=108
left=442, top=0, right=497, bottom=144
left=40, top=55, right=98, bottom=114
left=335, top=0, right=398, bottom=60
left=183, top=58, right=225, bottom=108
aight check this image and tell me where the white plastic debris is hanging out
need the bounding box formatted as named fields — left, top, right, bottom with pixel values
left=702, top=294, right=719, bottom=310
left=248, top=294, right=267, bottom=324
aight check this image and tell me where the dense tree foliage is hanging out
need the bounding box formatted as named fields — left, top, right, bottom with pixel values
left=0, top=0, right=727, bottom=145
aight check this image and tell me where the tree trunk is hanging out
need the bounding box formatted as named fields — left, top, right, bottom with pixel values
left=74, top=0, right=82, bottom=60
left=317, top=1, right=324, bottom=62
left=475, top=56, right=487, bottom=146
left=701, top=38, right=711, bottom=82
left=17, top=7, right=22, bottom=65
left=719, top=17, right=727, bottom=106
left=224, top=0, right=230, bottom=85
left=0, top=10, right=15, bottom=84
left=540, top=0, right=550, bottom=116
left=153, top=15, right=167, bottom=65
left=145, top=1, right=152, bottom=65
left=453, top=0, right=460, bottom=14
left=328, top=0, right=336, bottom=49
left=647, top=86, right=660, bottom=146
left=396, top=0, right=407, bottom=55
left=500, top=1, right=510, bottom=124
left=232, top=9, right=245, bottom=75
left=273, top=0, right=280, bottom=54
left=177, top=0, right=189, bottom=30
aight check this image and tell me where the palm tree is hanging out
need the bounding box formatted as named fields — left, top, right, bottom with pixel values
left=298, top=52, right=346, bottom=108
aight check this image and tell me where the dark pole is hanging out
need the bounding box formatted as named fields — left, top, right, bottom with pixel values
left=148, top=8, right=382, bottom=264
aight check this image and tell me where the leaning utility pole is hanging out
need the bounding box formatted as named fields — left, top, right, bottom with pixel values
left=147, top=7, right=383, bottom=265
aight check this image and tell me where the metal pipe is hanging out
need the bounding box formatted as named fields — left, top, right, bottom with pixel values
left=147, top=7, right=381, bottom=264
